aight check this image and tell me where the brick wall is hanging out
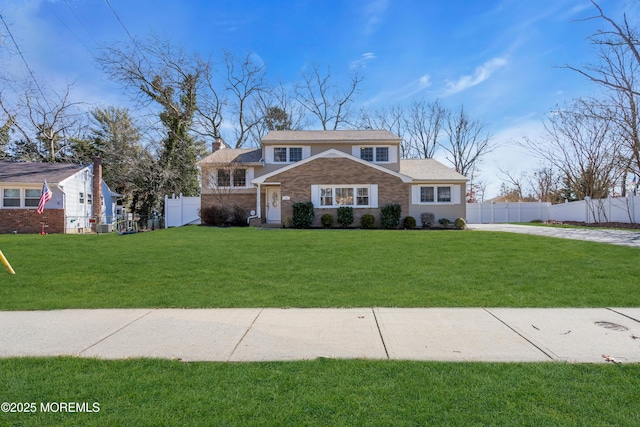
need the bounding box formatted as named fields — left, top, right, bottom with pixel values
left=201, top=193, right=257, bottom=224
left=0, top=209, right=65, bottom=234
left=265, top=157, right=409, bottom=227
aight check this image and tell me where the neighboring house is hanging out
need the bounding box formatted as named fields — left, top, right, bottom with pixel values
left=198, top=130, right=468, bottom=227
left=0, top=158, right=120, bottom=234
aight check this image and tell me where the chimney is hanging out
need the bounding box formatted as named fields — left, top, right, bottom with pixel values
left=212, top=136, right=225, bottom=153
left=92, top=156, right=102, bottom=227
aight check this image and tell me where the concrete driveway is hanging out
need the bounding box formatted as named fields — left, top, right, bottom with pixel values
left=470, top=223, right=640, bottom=248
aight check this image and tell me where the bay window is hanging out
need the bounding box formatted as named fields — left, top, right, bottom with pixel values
left=313, top=185, right=377, bottom=208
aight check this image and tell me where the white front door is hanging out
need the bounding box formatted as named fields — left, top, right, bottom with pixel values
left=265, top=186, right=281, bottom=223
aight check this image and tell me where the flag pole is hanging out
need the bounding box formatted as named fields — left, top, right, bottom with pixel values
left=0, top=250, right=15, bottom=274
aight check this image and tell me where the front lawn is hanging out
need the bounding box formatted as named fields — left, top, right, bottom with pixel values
left=1, top=358, right=639, bottom=426
left=1, top=226, right=638, bottom=309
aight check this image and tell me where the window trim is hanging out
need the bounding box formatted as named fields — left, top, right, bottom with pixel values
left=209, top=168, right=251, bottom=189
left=354, top=145, right=394, bottom=163
left=2, top=187, right=47, bottom=209
left=272, top=146, right=304, bottom=163
left=413, top=185, right=459, bottom=205
left=313, top=184, right=377, bottom=208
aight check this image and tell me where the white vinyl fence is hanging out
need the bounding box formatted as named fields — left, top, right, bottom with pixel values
left=164, top=194, right=201, bottom=228
left=467, top=195, right=640, bottom=224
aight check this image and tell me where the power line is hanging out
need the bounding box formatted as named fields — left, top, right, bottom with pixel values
left=47, top=2, right=96, bottom=58
left=104, top=0, right=142, bottom=51
left=0, top=11, right=50, bottom=105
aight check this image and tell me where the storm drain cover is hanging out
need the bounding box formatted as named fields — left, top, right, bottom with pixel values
left=595, top=321, right=629, bottom=331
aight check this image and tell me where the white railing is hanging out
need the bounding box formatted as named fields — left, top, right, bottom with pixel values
left=467, top=195, right=640, bottom=224
left=164, top=194, right=201, bottom=228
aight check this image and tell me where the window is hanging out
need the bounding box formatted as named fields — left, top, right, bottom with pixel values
left=233, top=169, right=246, bottom=187
left=320, top=188, right=333, bottom=206
left=360, top=147, right=373, bottom=162
left=375, top=147, right=389, bottom=162
left=273, top=147, right=303, bottom=163
left=87, top=193, right=93, bottom=205
left=437, top=186, right=451, bottom=202
left=416, top=186, right=454, bottom=204
left=3, top=189, right=20, bottom=207
left=360, top=146, right=389, bottom=162
left=217, top=170, right=231, bottom=187
left=314, top=185, right=375, bottom=208
left=79, top=192, right=85, bottom=204
left=289, top=147, right=302, bottom=162
left=274, top=147, right=287, bottom=162
left=420, top=187, right=434, bottom=203
left=357, top=188, right=369, bottom=206
left=25, top=189, right=41, bottom=207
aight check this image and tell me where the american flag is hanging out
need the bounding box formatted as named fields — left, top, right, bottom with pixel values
left=36, top=181, right=52, bottom=214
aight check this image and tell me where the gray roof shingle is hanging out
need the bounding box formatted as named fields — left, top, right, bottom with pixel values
left=198, top=148, right=262, bottom=165
left=261, top=130, right=401, bottom=143
left=0, top=161, right=88, bottom=184
left=399, top=159, right=468, bottom=182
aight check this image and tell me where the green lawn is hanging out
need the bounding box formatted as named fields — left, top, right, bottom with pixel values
left=1, top=358, right=639, bottom=426
left=1, top=226, right=639, bottom=309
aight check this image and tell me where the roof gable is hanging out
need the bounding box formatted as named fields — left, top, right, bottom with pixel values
left=197, top=148, right=262, bottom=165
left=399, top=159, right=468, bottom=182
left=251, top=149, right=414, bottom=184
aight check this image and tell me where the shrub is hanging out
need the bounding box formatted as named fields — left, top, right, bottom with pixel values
left=438, top=218, right=451, bottom=227
left=320, top=213, right=334, bottom=228
left=292, top=202, right=314, bottom=228
left=454, top=217, right=467, bottom=230
left=380, top=203, right=402, bottom=229
left=284, top=217, right=293, bottom=228
left=336, top=206, right=354, bottom=228
left=199, top=205, right=230, bottom=226
left=530, top=219, right=544, bottom=223
left=403, top=216, right=417, bottom=229
left=230, top=205, right=248, bottom=226
left=420, top=212, right=435, bottom=228
left=360, top=214, right=376, bottom=229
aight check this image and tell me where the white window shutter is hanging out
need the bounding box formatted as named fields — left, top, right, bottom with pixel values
left=246, top=167, right=255, bottom=186
left=452, top=185, right=461, bottom=204
left=411, top=185, right=421, bottom=204
left=302, top=146, right=311, bottom=159
left=352, top=146, right=360, bottom=158
left=265, top=146, right=274, bottom=163
left=311, top=185, right=320, bottom=206
left=389, top=146, right=398, bottom=163
left=370, top=184, right=378, bottom=208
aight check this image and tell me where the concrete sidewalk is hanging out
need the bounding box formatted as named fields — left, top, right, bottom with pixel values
left=470, top=223, right=640, bottom=248
left=1, top=308, right=639, bottom=363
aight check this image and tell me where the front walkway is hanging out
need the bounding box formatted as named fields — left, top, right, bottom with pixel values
left=470, top=223, right=640, bottom=248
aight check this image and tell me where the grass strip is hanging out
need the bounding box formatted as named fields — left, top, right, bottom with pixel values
left=1, top=357, right=639, bottom=426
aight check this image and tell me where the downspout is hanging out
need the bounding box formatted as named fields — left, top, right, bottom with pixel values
left=247, top=184, right=260, bottom=225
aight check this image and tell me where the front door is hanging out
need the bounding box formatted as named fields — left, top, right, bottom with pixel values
left=265, top=186, right=281, bottom=223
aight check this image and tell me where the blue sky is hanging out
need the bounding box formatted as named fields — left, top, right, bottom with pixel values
left=1, top=0, right=637, bottom=197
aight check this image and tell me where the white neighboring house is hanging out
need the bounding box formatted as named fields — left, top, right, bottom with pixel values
left=0, top=160, right=120, bottom=234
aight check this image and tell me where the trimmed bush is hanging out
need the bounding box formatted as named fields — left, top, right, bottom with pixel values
left=360, top=214, right=376, bottom=229
left=403, top=216, right=417, bottom=229
left=438, top=218, right=451, bottom=227
left=454, top=217, right=467, bottom=230
left=381, top=203, right=402, bottom=229
left=336, top=206, right=354, bottom=228
left=199, top=205, right=230, bottom=226
left=320, top=213, right=334, bottom=228
left=230, top=205, right=248, bottom=227
left=284, top=217, right=293, bottom=228
left=292, top=202, right=314, bottom=228
left=420, top=212, right=435, bottom=228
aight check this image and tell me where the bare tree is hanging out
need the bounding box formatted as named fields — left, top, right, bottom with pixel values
left=249, top=81, right=307, bottom=142
left=356, top=104, right=407, bottom=154
left=295, top=63, right=364, bottom=130
left=441, top=105, right=493, bottom=177
left=521, top=99, right=623, bottom=201
left=0, top=83, right=87, bottom=162
left=404, top=99, right=446, bottom=159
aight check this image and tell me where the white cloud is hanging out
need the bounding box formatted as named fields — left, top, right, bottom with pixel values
left=350, top=52, right=377, bottom=69
left=365, top=73, right=431, bottom=105
left=363, top=0, right=389, bottom=35
left=444, top=56, right=509, bottom=96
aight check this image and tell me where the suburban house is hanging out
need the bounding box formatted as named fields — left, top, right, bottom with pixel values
left=0, top=158, right=120, bottom=234
left=198, top=130, right=468, bottom=227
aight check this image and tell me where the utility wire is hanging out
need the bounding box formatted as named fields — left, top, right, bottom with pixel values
left=104, top=0, right=143, bottom=53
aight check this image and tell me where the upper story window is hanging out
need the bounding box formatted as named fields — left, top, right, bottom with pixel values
left=211, top=168, right=248, bottom=188
left=79, top=192, right=85, bottom=204
left=273, top=147, right=303, bottom=163
left=359, top=146, right=390, bottom=162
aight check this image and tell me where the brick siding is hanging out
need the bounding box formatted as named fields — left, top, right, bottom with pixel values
left=0, top=209, right=65, bottom=234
